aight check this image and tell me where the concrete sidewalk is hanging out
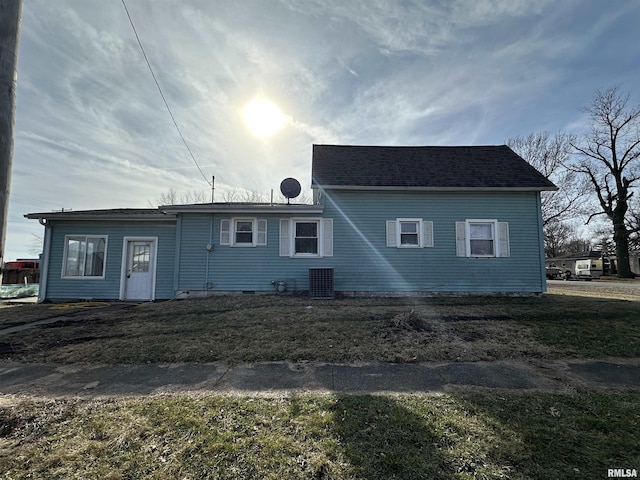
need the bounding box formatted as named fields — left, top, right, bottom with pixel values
left=1, top=358, right=639, bottom=397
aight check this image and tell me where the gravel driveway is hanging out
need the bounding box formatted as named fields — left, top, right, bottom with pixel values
left=547, top=279, right=640, bottom=301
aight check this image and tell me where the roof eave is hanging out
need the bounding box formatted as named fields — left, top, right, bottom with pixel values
left=159, top=204, right=324, bottom=214
left=311, top=185, right=558, bottom=192
left=24, top=213, right=176, bottom=221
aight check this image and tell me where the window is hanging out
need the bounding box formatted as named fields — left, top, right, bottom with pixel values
left=279, top=218, right=333, bottom=257
left=63, top=236, right=107, bottom=278
left=399, top=221, right=419, bottom=246
left=220, top=219, right=267, bottom=247
left=131, top=244, right=150, bottom=272
left=235, top=220, right=254, bottom=244
left=456, top=220, right=510, bottom=258
left=295, top=221, right=319, bottom=255
left=469, top=222, right=494, bottom=256
left=386, top=219, right=434, bottom=248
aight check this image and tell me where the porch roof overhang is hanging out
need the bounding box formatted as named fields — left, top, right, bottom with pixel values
left=25, top=209, right=176, bottom=222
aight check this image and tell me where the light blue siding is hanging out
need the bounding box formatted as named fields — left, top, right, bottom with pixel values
left=322, top=190, right=546, bottom=293
left=42, top=189, right=546, bottom=299
left=176, top=213, right=330, bottom=293
left=44, top=221, right=176, bottom=300
left=174, top=190, right=546, bottom=294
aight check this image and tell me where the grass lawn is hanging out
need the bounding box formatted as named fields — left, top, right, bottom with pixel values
left=2, top=294, right=638, bottom=478
left=1, top=391, right=638, bottom=479
left=1, top=293, right=639, bottom=364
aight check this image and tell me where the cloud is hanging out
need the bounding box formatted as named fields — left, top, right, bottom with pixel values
left=6, top=0, right=640, bottom=260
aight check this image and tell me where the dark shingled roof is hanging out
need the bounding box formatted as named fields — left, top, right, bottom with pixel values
left=312, top=145, right=557, bottom=190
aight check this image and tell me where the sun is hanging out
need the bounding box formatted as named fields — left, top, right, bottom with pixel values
left=242, top=98, right=286, bottom=138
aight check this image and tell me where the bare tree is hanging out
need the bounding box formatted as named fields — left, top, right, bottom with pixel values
left=220, top=188, right=239, bottom=203
left=543, top=219, right=572, bottom=258
left=508, top=131, right=587, bottom=257
left=151, top=186, right=314, bottom=207
left=563, top=235, right=595, bottom=255
left=28, top=233, right=43, bottom=256
left=149, top=188, right=210, bottom=207
left=242, top=190, right=268, bottom=203
left=627, top=197, right=640, bottom=250
left=508, top=131, right=585, bottom=226
left=571, top=87, right=640, bottom=278
left=219, top=188, right=265, bottom=203
left=277, top=190, right=312, bottom=205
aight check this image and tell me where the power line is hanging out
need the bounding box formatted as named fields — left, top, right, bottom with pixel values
left=121, top=0, right=210, bottom=186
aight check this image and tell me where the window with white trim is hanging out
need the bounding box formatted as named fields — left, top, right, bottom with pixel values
left=469, top=222, right=495, bottom=256
left=279, top=218, right=333, bottom=258
left=400, top=221, right=419, bottom=246
left=235, top=220, right=254, bottom=245
left=456, top=220, right=510, bottom=258
left=386, top=219, right=434, bottom=248
left=220, top=218, right=267, bottom=247
left=62, top=235, right=107, bottom=278
left=295, top=220, right=319, bottom=255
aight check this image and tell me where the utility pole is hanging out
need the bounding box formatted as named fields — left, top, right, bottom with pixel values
left=0, top=0, right=23, bottom=284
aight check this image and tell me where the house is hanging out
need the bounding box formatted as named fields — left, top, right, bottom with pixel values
left=26, top=145, right=556, bottom=302
left=545, top=251, right=607, bottom=278
left=546, top=250, right=640, bottom=277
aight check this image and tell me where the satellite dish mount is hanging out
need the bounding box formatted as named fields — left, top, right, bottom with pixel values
left=280, top=178, right=301, bottom=204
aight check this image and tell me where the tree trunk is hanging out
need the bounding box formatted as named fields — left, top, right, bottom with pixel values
left=613, top=209, right=633, bottom=278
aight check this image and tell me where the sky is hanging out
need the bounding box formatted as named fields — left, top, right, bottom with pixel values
left=5, top=0, right=640, bottom=261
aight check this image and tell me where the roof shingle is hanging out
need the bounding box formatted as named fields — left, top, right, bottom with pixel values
left=312, top=145, right=557, bottom=190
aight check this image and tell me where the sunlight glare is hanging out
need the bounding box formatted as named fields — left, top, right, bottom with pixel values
left=243, top=98, right=286, bottom=138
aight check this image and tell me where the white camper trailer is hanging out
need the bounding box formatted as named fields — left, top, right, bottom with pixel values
left=545, top=253, right=604, bottom=281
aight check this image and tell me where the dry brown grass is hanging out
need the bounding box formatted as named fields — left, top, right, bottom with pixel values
left=547, top=281, right=640, bottom=301
left=2, top=293, right=638, bottom=364
left=1, top=392, right=639, bottom=479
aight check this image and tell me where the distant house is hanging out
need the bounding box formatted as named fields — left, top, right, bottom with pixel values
left=545, top=251, right=606, bottom=279
left=26, top=145, right=556, bottom=302
left=547, top=250, right=640, bottom=277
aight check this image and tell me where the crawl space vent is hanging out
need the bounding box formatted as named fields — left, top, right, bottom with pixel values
left=309, top=267, right=334, bottom=299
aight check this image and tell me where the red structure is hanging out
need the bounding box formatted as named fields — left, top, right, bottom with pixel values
left=1, top=259, right=39, bottom=285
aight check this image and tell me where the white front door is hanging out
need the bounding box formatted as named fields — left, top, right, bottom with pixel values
left=124, top=240, right=155, bottom=300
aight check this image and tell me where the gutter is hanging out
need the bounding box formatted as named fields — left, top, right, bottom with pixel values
left=310, top=185, right=559, bottom=192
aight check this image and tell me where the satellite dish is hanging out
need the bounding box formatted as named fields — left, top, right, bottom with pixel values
left=280, top=177, right=301, bottom=204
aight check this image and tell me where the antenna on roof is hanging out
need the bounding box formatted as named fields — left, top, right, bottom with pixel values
left=280, top=178, right=301, bottom=205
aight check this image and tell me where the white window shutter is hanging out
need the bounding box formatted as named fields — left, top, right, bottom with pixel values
left=220, top=219, right=231, bottom=245
left=498, top=222, right=510, bottom=257
left=386, top=220, right=397, bottom=247
left=422, top=221, right=434, bottom=248
left=323, top=218, right=333, bottom=257
left=279, top=219, right=290, bottom=257
left=257, top=219, right=267, bottom=246
left=455, top=222, right=466, bottom=257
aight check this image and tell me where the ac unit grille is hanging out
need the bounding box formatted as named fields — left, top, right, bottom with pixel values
left=309, top=268, right=334, bottom=299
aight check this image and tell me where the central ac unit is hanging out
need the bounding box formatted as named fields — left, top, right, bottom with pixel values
left=309, top=267, right=334, bottom=299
